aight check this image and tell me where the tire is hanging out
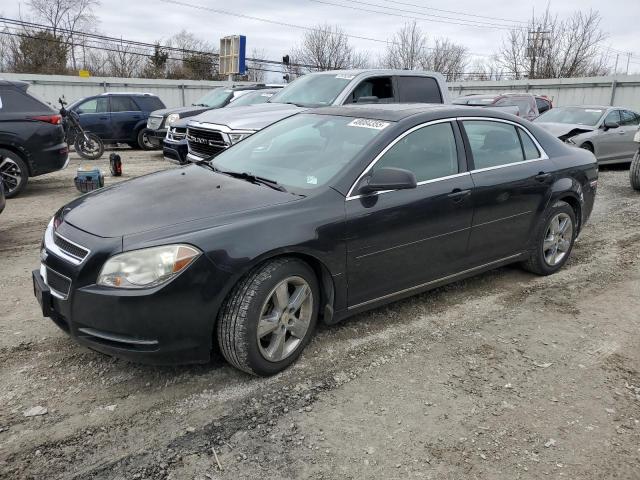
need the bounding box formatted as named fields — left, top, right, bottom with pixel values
left=137, top=129, right=156, bottom=150
left=522, top=200, right=577, bottom=276
left=580, top=142, right=594, bottom=153
left=217, top=258, right=320, bottom=376
left=630, top=150, right=640, bottom=191
left=0, top=148, right=29, bottom=198
left=74, top=133, right=104, bottom=160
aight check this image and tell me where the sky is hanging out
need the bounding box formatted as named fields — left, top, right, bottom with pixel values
left=3, top=0, right=640, bottom=77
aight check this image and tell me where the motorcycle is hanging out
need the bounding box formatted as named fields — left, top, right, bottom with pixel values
left=59, top=97, right=104, bottom=160
left=631, top=126, right=640, bottom=191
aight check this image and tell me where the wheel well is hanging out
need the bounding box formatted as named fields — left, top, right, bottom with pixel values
left=558, top=195, right=582, bottom=232
left=581, top=141, right=594, bottom=152
left=0, top=144, right=31, bottom=175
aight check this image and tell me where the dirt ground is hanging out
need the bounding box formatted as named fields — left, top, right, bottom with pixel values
left=1, top=150, right=639, bottom=480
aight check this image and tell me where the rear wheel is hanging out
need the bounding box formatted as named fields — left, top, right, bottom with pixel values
left=217, top=258, right=319, bottom=376
left=137, top=129, right=155, bottom=150
left=0, top=149, right=29, bottom=198
left=630, top=150, right=640, bottom=191
left=522, top=201, right=576, bottom=276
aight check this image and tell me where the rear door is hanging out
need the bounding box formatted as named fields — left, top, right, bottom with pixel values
left=618, top=110, right=640, bottom=159
left=109, top=96, right=143, bottom=142
left=462, top=119, right=554, bottom=262
left=396, top=76, right=443, bottom=104
left=73, top=97, right=110, bottom=138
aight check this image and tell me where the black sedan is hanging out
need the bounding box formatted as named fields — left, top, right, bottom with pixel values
left=33, top=104, right=598, bottom=375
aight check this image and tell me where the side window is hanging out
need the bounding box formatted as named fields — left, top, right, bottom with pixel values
left=603, top=110, right=621, bottom=125
left=620, top=110, right=640, bottom=126
left=372, top=122, right=458, bottom=182
left=77, top=98, right=108, bottom=113
left=351, top=77, right=394, bottom=103
left=463, top=120, right=524, bottom=169
left=536, top=97, right=551, bottom=114
left=496, top=97, right=534, bottom=117
left=110, top=96, right=140, bottom=112
left=397, top=76, right=442, bottom=103
left=518, top=128, right=540, bottom=160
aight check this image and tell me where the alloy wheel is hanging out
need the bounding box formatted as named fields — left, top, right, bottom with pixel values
left=256, top=276, right=313, bottom=362
left=0, top=156, right=22, bottom=195
left=542, top=212, right=573, bottom=266
left=142, top=132, right=154, bottom=149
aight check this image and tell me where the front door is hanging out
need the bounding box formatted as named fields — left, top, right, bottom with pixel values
left=461, top=119, right=554, bottom=262
left=73, top=97, right=110, bottom=138
left=346, top=121, right=474, bottom=308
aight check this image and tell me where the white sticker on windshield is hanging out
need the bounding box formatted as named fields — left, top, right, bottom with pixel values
left=335, top=74, right=355, bottom=80
left=585, top=109, right=603, bottom=113
left=306, top=175, right=318, bottom=185
left=348, top=118, right=390, bottom=130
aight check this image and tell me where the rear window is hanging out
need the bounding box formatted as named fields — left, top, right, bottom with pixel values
left=111, top=96, right=141, bottom=112
left=134, top=96, right=165, bottom=111
left=397, top=76, right=442, bottom=103
left=0, top=87, right=52, bottom=113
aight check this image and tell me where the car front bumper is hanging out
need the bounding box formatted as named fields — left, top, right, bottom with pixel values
left=163, top=138, right=188, bottom=164
left=147, top=129, right=167, bottom=147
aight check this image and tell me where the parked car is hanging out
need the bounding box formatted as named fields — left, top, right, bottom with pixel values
left=68, top=92, right=165, bottom=150
left=163, top=88, right=283, bottom=165
left=186, top=69, right=451, bottom=162
left=453, top=93, right=552, bottom=121
left=534, top=105, right=640, bottom=164
left=630, top=126, right=640, bottom=190
left=33, top=104, right=597, bottom=375
left=147, top=85, right=283, bottom=148
left=0, top=79, right=68, bottom=198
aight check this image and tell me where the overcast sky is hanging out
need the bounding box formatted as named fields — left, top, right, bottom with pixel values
left=4, top=0, right=640, bottom=75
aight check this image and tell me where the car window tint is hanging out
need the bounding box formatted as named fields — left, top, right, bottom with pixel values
left=77, top=98, right=108, bottom=113
left=372, top=122, right=458, bottom=182
left=536, top=97, right=550, bottom=113
left=134, top=96, right=165, bottom=111
left=0, top=87, right=50, bottom=112
left=352, top=77, right=394, bottom=103
left=518, top=128, right=540, bottom=160
left=620, top=110, right=640, bottom=126
left=397, top=76, right=442, bottom=103
left=463, top=120, right=524, bottom=169
left=110, top=96, right=140, bottom=112
left=604, top=110, right=621, bottom=125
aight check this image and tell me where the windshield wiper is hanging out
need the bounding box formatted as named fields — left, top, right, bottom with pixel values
left=224, top=171, right=288, bottom=192
left=194, top=157, right=220, bottom=174
left=192, top=103, right=209, bottom=107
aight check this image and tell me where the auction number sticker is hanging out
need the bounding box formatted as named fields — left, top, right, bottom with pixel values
left=335, top=74, right=355, bottom=80
left=348, top=118, right=390, bottom=130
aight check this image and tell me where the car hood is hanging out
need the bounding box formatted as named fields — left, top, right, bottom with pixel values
left=63, top=166, right=298, bottom=238
left=150, top=105, right=214, bottom=118
left=535, top=122, right=596, bottom=138
left=190, top=103, right=306, bottom=130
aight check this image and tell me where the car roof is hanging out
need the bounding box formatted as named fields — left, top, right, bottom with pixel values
left=0, top=79, right=29, bottom=89
left=308, top=69, right=442, bottom=78
left=312, top=103, right=524, bottom=122
left=99, top=92, right=159, bottom=97
left=555, top=105, right=612, bottom=109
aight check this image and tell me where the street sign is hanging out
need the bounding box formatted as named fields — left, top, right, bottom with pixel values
left=219, top=35, right=246, bottom=76
left=79, top=70, right=90, bottom=78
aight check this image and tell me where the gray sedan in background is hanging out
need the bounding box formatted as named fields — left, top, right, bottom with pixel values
left=534, top=106, right=640, bottom=164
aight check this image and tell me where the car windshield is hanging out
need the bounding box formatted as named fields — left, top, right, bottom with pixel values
left=227, top=89, right=278, bottom=107
left=211, top=113, right=390, bottom=192
left=193, top=88, right=233, bottom=108
left=269, top=74, right=353, bottom=108
left=535, top=107, right=605, bottom=126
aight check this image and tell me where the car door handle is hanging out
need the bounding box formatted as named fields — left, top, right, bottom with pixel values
left=448, top=188, right=471, bottom=202
left=535, top=172, right=551, bottom=182
left=99, top=116, right=108, bottom=120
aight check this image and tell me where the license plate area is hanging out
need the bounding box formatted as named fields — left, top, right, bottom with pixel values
left=32, top=270, right=53, bottom=317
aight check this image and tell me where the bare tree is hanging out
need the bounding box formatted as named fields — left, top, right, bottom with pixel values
left=466, top=55, right=505, bottom=81
left=498, top=8, right=610, bottom=79
left=166, top=30, right=217, bottom=79
left=421, top=38, right=469, bottom=81
left=293, top=23, right=362, bottom=71
left=104, top=39, right=142, bottom=77
left=381, top=21, right=426, bottom=70
left=246, top=48, right=267, bottom=83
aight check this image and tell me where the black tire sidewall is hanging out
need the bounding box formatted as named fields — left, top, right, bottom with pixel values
left=75, top=133, right=104, bottom=160
left=243, top=260, right=320, bottom=376
left=0, top=148, right=29, bottom=198
left=532, top=202, right=577, bottom=275
left=137, top=129, right=154, bottom=150
left=630, top=150, right=640, bottom=191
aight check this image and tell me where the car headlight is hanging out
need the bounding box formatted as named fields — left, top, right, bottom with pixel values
left=97, top=244, right=201, bottom=289
left=228, top=131, right=254, bottom=144
left=166, top=113, right=180, bottom=126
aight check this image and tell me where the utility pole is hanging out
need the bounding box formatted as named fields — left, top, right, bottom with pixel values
left=526, top=27, right=550, bottom=79
left=614, top=53, right=619, bottom=74
left=626, top=53, right=632, bottom=75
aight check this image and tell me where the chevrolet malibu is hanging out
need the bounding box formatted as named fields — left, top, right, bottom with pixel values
left=33, top=105, right=598, bottom=376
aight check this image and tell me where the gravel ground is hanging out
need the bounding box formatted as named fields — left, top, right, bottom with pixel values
left=1, top=150, right=639, bottom=480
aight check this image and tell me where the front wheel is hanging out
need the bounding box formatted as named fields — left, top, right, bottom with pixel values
left=522, top=201, right=577, bottom=276
left=137, top=129, right=156, bottom=150
left=75, top=133, right=104, bottom=160
left=217, top=258, right=319, bottom=376
left=630, top=150, right=640, bottom=191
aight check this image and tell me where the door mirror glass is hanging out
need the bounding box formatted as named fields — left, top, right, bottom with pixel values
left=603, top=120, right=620, bottom=130
left=359, top=167, right=417, bottom=194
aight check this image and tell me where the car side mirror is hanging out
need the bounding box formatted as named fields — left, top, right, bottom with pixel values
left=356, top=96, right=379, bottom=104
left=603, top=120, right=619, bottom=130
left=359, top=167, right=417, bottom=194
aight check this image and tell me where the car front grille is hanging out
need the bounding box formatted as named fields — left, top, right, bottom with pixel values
left=187, top=127, right=229, bottom=158
left=53, top=233, right=89, bottom=262
left=147, top=115, right=164, bottom=130
left=167, top=127, right=186, bottom=141
left=46, top=267, right=71, bottom=297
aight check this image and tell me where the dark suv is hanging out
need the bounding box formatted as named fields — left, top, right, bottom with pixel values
left=146, top=84, right=282, bottom=148
left=68, top=92, right=165, bottom=150
left=0, top=80, right=68, bottom=198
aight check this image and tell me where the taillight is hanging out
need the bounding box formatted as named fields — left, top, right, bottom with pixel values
left=29, top=114, right=62, bottom=125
